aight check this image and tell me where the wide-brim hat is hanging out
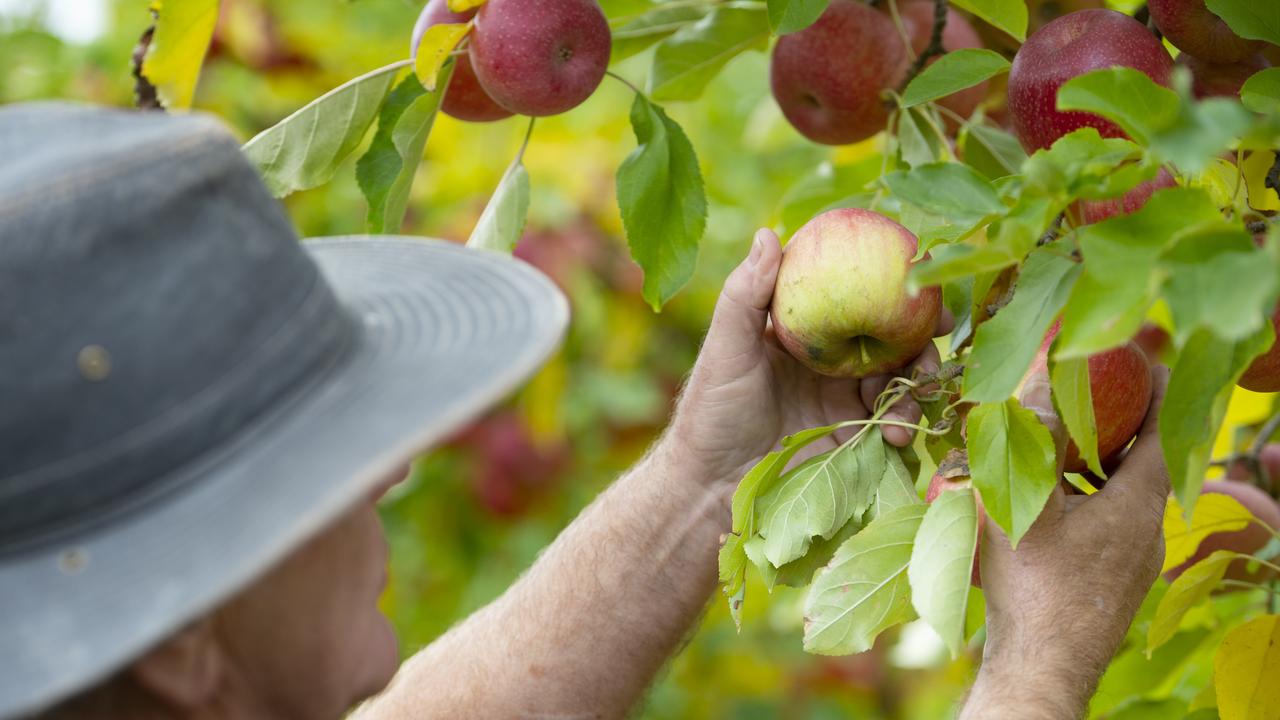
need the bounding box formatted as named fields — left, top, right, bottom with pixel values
left=0, top=103, right=569, bottom=717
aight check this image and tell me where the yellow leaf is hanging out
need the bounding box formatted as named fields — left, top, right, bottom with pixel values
left=1148, top=550, right=1234, bottom=654
left=141, top=0, right=220, bottom=110
left=448, top=0, right=489, bottom=12
left=414, top=22, right=471, bottom=91
left=1163, top=494, right=1253, bottom=573
left=1215, top=614, right=1280, bottom=720
left=1244, top=150, right=1280, bottom=213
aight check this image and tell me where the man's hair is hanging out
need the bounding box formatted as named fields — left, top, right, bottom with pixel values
left=32, top=673, right=158, bottom=720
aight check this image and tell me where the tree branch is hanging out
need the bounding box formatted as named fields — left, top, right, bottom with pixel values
left=896, top=0, right=948, bottom=94
left=131, top=25, right=162, bottom=111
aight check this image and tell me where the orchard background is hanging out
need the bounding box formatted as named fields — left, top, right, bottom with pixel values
left=4, top=0, right=1280, bottom=716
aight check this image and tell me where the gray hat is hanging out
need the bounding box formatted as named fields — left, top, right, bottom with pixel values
left=0, top=102, right=568, bottom=718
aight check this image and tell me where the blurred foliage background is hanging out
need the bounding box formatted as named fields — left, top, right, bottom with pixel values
left=2, top=1, right=1274, bottom=717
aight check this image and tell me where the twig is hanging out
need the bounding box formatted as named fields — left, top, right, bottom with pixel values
left=1212, top=411, right=1280, bottom=494
left=131, top=25, right=162, bottom=111
left=1266, top=153, right=1280, bottom=197
left=896, top=0, right=948, bottom=94
left=1248, top=220, right=1272, bottom=236
left=1037, top=212, right=1066, bottom=247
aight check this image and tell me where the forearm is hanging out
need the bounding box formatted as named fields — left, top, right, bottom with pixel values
left=364, top=438, right=729, bottom=719
left=959, top=644, right=1099, bottom=720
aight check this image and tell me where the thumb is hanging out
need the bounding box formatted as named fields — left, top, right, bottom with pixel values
left=702, top=229, right=782, bottom=365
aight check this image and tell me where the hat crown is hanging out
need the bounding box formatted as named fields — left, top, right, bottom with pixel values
left=0, top=103, right=351, bottom=550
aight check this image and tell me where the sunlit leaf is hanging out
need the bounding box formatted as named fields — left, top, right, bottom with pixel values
left=908, top=487, right=978, bottom=657
left=1214, top=614, right=1280, bottom=720
left=1148, top=551, right=1234, bottom=654
left=414, top=22, right=470, bottom=91
left=649, top=5, right=770, bottom=102
left=966, top=398, right=1057, bottom=547
left=804, top=504, right=926, bottom=655
left=467, top=161, right=530, bottom=253
left=1205, top=0, right=1280, bottom=46
left=766, top=0, right=829, bottom=34
left=1241, top=68, right=1280, bottom=115
left=1162, top=494, right=1255, bottom=573
left=948, top=0, right=1027, bottom=41
left=611, top=4, right=712, bottom=62
left=901, top=49, right=1010, bottom=109
left=141, top=0, right=218, bottom=110
left=1050, top=354, right=1102, bottom=477
left=245, top=62, right=405, bottom=198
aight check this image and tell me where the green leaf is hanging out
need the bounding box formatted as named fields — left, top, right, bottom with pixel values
left=616, top=94, right=707, bottom=311
left=1205, top=0, right=1280, bottom=46
left=1020, top=128, right=1143, bottom=199
left=1241, top=67, right=1280, bottom=115
left=897, top=106, right=948, bottom=169
left=356, top=66, right=451, bottom=234
left=1049, top=355, right=1102, bottom=477
left=1148, top=551, right=1235, bottom=654
left=948, top=0, right=1027, bottom=41
left=963, top=248, right=1080, bottom=402
left=966, top=398, right=1058, bottom=547
left=1055, top=188, right=1222, bottom=359
left=959, top=123, right=1027, bottom=180
left=141, top=0, right=218, bottom=110
left=803, top=504, right=927, bottom=655
left=611, top=4, right=712, bottom=62
left=871, top=446, right=925, bottom=518
left=1161, top=229, right=1279, bottom=344
left=756, top=514, right=863, bottom=589
left=1161, top=324, right=1275, bottom=510
left=901, top=49, right=1011, bottom=108
left=908, top=487, right=979, bottom=657
left=910, top=243, right=1020, bottom=289
left=883, top=163, right=1005, bottom=229
left=1057, top=67, right=1180, bottom=146
left=648, top=5, right=770, bottom=102
left=466, top=162, right=530, bottom=253
left=720, top=421, right=851, bottom=625
left=766, top=0, right=829, bottom=34
left=244, top=61, right=404, bottom=198
left=1149, top=96, right=1254, bottom=174
left=778, top=157, right=881, bottom=236
left=757, top=429, right=886, bottom=567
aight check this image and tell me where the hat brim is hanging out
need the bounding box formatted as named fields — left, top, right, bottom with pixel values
left=0, top=236, right=569, bottom=718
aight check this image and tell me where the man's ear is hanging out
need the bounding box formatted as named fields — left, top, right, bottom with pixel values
left=128, top=617, right=225, bottom=708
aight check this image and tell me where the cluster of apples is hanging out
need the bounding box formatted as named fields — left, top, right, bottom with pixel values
left=411, top=0, right=611, bottom=121
left=769, top=3, right=1280, bottom=588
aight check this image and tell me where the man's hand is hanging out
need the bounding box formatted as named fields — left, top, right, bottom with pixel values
left=961, top=367, right=1171, bottom=720
left=668, top=228, right=951, bottom=496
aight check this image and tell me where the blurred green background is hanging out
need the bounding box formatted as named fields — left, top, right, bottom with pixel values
left=8, top=1, right=1254, bottom=717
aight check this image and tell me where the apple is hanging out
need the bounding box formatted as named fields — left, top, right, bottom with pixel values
left=1076, top=167, right=1178, bottom=225
left=411, top=0, right=513, bottom=122
left=1133, top=322, right=1171, bottom=365
left=770, top=0, right=909, bottom=145
left=1007, top=9, right=1173, bottom=151
left=1180, top=52, right=1272, bottom=99
left=1239, top=304, right=1280, bottom=392
left=1227, top=443, right=1280, bottom=485
left=770, top=208, right=942, bottom=378
left=925, top=449, right=984, bottom=586
left=896, top=0, right=989, bottom=123
left=469, top=0, right=611, bottom=117
left=1031, top=323, right=1153, bottom=474
left=1164, top=480, right=1280, bottom=584
left=1149, top=0, right=1264, bottom=64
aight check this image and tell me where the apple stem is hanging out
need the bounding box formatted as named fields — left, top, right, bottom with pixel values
left=858, top=337, right=872, bottom=367
left=605, top=70, right=645, bottom=99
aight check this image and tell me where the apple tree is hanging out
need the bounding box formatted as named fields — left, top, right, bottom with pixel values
left=136, top=0, right=1280, bottom=715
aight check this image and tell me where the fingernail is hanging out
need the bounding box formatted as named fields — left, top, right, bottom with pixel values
left=748, top=231, right=765, bottom=267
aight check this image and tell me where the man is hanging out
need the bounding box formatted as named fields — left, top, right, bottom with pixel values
left=0, top=103, right=1169, bottom=720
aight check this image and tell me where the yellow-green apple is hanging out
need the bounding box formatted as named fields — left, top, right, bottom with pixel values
left=1239, top=304, right=1280, bottom=392
left=469, top=0, right=611, bottom=117
left=770, top=0, right=909, bottom=145
left=411, top=0, right=513, bottom=122
left=1031, top=322, right=1153, bottom=473
left=1007, top=9, right=1173, bottom=151
left=1164, top=480, right=1280, bottom=584
left=1149, top=0, right=1264, bottom=63
left=925, top=448, right=984, bottom=586
left=770, top=208, right=942, bottom=377
left=1076, top=168, right=1178, bottom=225
left=896, top=0, right=990, bottom=123
left=1181, top=52, right=1272, bottom=99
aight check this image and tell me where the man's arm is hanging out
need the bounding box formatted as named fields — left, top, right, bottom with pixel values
left=361, top=439, right=727, bottom=719
left=959, top=368, right=1171, bottom=720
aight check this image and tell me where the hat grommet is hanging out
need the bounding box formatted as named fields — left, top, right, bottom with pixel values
left=77, top=345, right=112, bottom=382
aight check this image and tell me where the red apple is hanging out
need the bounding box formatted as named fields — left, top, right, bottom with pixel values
left=411, top=0, right=513, bottom=122
left=1181, top=52, right=1272, bottom=99
left=469, top=0, right=611, bottom=117
left=1031, top=323, right=1154, bottom=474
left=1149, top=0, right=1264, bottom=64
left=896, top=0, right=990, bottom=123
left=1239, top=304, right=1280, bottom=392
left=1007, top=9, right=1173, bottom=151
left=770, top=0, right=909, bottom=145
left=925, top=449, right=984, bottom=586
left=770, top=209, right=942, bottom=378
left=1133, top=322, right=1171, bottom=365
left=1165, top=480, right=1280, bottom=584
left=1077, top=167, right=1178, bottom=225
